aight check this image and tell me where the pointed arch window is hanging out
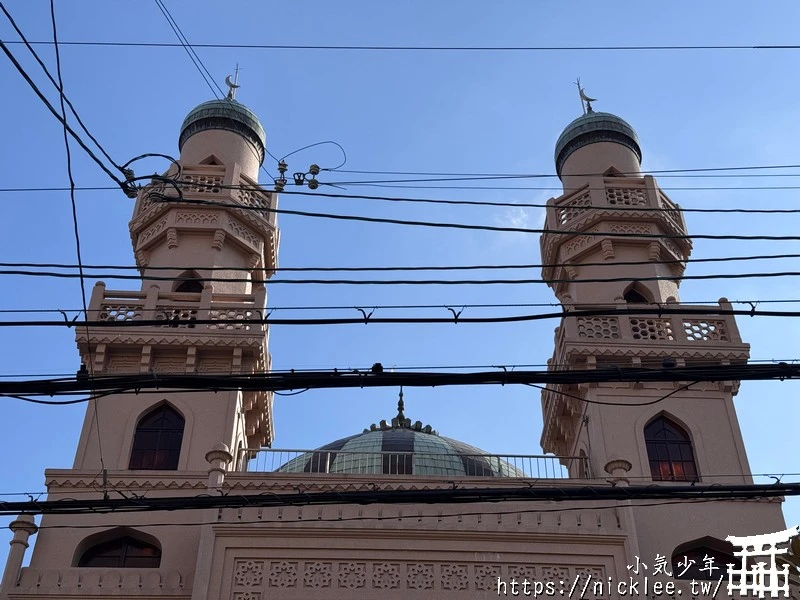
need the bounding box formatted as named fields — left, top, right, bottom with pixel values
left=623, top=282, right=651, bottom=304
left=129, top=404, right=185, bottom=470
left=78, top=536, right=161, bottom=568
left=644, top=416, right=697, bottom=481
left=174, top=270, right=203, bottom=294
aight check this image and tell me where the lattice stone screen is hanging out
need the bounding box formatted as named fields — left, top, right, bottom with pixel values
left=629, top=318, right=675, bottom=341
left=576, top=317, right=621, bottom=339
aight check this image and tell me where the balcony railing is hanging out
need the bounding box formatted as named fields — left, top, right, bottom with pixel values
left=136, top=164, right=277, bottom=228
left=86, top=283, right=268, bottom=334
left=239, top=448, right=589, bottom=479
left=547, top=175, right=686, bottom=233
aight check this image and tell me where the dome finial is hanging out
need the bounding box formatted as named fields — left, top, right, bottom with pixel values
left=225, top=64, right=241, bottom=100
left=396, top=387, right=405, bottom=422
left=575, top=78, right=597, bottom=115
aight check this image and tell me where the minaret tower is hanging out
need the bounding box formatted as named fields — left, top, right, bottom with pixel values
left=539, top=90, right=752, bottom=476
left=539, top=89, right=785, bottom=563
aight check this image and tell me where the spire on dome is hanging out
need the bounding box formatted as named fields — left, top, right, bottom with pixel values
left=225, top=64, right=241, bottom=100
left=575, top=78, right=597, bottom=115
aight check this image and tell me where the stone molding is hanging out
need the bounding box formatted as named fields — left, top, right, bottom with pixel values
left=11, top=568, right=192, bottom=596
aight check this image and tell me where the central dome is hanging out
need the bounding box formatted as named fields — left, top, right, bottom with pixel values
left=278, top=394, right=523, bottom=477
left=178, top=98, right=266, bottom=165
left=554, top=111, right=641, bottom=177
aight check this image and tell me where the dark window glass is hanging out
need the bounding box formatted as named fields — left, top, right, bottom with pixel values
left=78, top=536, right=161, bottom=568
left=175, top=279, right=203, bottom=293
left=129, top=405, right=185, bottom=470
left=624, top=287, right=649, bottom=303
left=644, top=417, right=698, bottom=482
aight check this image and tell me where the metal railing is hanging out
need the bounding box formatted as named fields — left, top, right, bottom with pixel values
left=238, top=448, right=589, bottom=479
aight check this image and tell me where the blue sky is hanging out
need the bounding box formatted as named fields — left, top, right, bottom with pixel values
left=1, top=0, right=799, bottom=567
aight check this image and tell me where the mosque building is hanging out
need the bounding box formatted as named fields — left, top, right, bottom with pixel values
left=0, top=83, right=791, bottom=599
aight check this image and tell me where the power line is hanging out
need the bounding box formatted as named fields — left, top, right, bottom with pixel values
left=0, top=22, right=127, bottom=188
left=1, top=363, right=797, bottom=398
left=16, top=498, right=795, bottom=531
left=4, top=251, right=800, bottom=274
left=2, top=305, right=800, bottom=329
left=160, top=196, right=800, bottom=241
left=0, top=482, right=797, bottom=518
left=0, top=2, right=127, bottom=176
left=2, top=299, right=800, bottom=316
left=8, top=268, right=800, bottom=285
left=48, top=0, right=106, bottom=477
left=6, top=40, right=800, bottom=52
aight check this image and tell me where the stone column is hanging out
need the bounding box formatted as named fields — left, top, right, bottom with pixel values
left=604, top=459, right=642, bottom=574
left=0, top=515, right=37, bottom=595
left=205, top=442, right=233, bottom=490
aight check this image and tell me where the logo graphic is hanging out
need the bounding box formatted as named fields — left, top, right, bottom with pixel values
left=726, top=526, right=800, bottom=598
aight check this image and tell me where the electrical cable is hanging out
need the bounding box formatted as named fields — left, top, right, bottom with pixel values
left=14, top=498, right=790, bottom=531
left=0, top=482, right=796, bottom=517
left=0, top=363, right=797, bottom=398
left=155, top=196, right=800, bottom=242
left=6, top=41, right=800, bottom=52
left=0, top=2, right=128, bottom=177
left=0, top=37, right=126, bottom=188
left=47, top=0, right=107, bottom=476
left=3, top=305, right=800, bottom=328
left=7, top=268, right=800, bottom=285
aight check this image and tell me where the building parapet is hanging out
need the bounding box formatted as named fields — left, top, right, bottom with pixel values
left=9, top=568, right=191, bottom=597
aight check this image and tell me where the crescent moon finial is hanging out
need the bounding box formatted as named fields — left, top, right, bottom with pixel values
left=225, top=66, right=241, bottom=100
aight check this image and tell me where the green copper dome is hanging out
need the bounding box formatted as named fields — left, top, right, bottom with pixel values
left=554, top=111, right=641, bottom=177
left=277, top=393, right=524, bottom=477
left=178, top=98, right=266, bottom=165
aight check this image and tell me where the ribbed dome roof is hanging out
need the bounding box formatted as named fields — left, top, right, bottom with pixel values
left=278, top=393, right=523, bottom=477
left=554, top=111, right=641, bottom=177
left=178, top=98, right=266, bottom=165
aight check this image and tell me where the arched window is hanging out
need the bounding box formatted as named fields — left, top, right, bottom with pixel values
left=129, top=404, right=185, bottom=470
left=78, top=536, right=161, bottom=568
left=644, top=416, right=697, bottom=481
left=672, top=538, right=737, bottom=580
left=623, top=282, right=651, bottom=304
left=174, top=270, right=203, bottom=293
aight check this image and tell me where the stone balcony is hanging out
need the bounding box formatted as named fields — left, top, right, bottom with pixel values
left=130, top=163, right=279, bottom=274
left=75, top=282, right=270, bottom=374
left=540, top=175, right=691, bottom=275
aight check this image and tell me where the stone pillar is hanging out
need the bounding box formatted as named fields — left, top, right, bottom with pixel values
left=205, top=442, right=233, bottom=490
left=0, top=515, right=37, bottom=595
left=604, top=459, right=642, bottom=570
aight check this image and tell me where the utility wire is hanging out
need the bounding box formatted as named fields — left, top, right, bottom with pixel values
left=0, top=2, right=127, bottom=176
left=47, top=0, right=106, bottom=475
left=158, top=196, right=800, bottom=241
left=2, top=299, right=800, bottom=316
left=151, top=0, right=281, bottom=171
left=6, top=40, right=800, bottom=52
left=0, top=34, right=126, bottom=188
left=0, top=305, right=797, bottom=327
left=1, top=363, right=797, bottom=398
left=168, top=182, right=800, bottom=215
left=0, top=482, right=796, bottom=517
left=7, top=268, right=800, bottom=285
left=4, top=251, right=800, bottom=273
left=16, top=498, right=796, bottom=531
left=1, top=305, right=798, bottom=328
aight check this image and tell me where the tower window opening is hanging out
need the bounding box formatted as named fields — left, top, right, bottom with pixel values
left=175, top=278, right=203, bottom=293
left=78, top=536, right=161, bottom=568
left=623, top=282, right=652, bottom=304
left=644, top=416, right=697, bottom=482
left=129, top=404, right=185, bottom=470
